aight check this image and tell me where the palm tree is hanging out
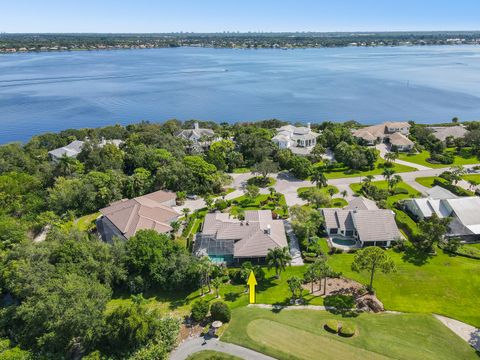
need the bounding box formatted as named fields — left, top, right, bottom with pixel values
left=304, top=264, right=317, bottom=294
left=362, top=175, right=374, bottom=187
left=57, top=155, right=79, bottom=176
left=266, top=247, right=292, bottom=279
left=197, top=256, right=213, bottom=296
left=382, top=168, right=395, bottom=183
left=384, top=152, right=398, bottom=166
left=287, top=276, right=303, bottom=302
left=311, top=168, right=328, bottom=188
left=211, top=277, right=222, bottom=298
left=388, top=174, right=403, bottom=193
left=341, top=190, right=348, bottom=198
left=182, top=207, right=191, bottom=221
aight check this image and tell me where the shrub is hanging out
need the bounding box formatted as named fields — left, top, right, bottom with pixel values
left=324, top=295, right=355, bottom=312
left=191, top=299, right=209, bottom=322
left=339, top=323, right=356, bottom=337
left=210, top=301, right=231, bottom=323
left=325, top=319, right=339, bottom=333
left=393, top=187, right=408, bottom=195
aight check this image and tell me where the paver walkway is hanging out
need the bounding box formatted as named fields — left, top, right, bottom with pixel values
left=434, top=315, right=480, bottom=352
left=283, top=220, right=304, bottom=266
left=169, top=336, right=275, bottom=360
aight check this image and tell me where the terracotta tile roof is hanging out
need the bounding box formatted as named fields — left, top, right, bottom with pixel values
left=100, top=190, right=178, bottom=238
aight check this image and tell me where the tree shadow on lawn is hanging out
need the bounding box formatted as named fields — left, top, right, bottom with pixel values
left=224, top=292, right=242, bottom=302
left=401, top=246, right=433, bottom=266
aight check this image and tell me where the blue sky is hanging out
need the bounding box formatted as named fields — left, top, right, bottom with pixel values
left=3, top=0, right=480, bottom=33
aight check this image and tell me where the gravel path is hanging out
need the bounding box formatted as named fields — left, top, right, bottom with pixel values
left=283, top=220, right=304, bottom=266
left=169, top=337, right=276, bottom=360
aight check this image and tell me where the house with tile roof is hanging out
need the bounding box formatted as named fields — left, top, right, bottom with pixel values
left=194, top=210, right=288, bottom=264
left=322, top=207, right=402, bottom=248
left=272, top=123, right=321, bottom=155
left=96, top=190, right=179, bottom=242
left=48, top=138, right=123, bottom=162
left=427, top=125, right=469, bottom=143
left=352, top=122, right=411, bottom=148
left=404, top=194, right=480, bottom=242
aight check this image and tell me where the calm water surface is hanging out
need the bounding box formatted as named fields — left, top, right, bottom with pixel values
left=1, top=46, right=480, bottom=143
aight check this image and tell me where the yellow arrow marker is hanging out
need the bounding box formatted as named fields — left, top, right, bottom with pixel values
left=247, top=270, right=257, bottom=304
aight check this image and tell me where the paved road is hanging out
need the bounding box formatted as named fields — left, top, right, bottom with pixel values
left=169, top=337, right=276, bottom=360
left=434, top=315, right=480, bottom=352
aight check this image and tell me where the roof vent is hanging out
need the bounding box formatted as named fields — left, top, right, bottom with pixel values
left=240, top=221, right=244, bottom=226
left=246, top=221, right=249, bottom=226
left=265, top=224, right=271, bottom=235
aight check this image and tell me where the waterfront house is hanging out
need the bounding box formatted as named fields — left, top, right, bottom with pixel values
left=272, top=123, right=321, bottom=155
left=96, top=190, right=179, bottom=243
left=48, top=137, right=123, bottom=162
left=194, top=210, right=288, bottom=264
left=428, top=125, right=469, bottom=143
left=353, top=122, right=411, bottom=147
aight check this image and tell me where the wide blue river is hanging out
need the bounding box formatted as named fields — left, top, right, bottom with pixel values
left=1, top=45, right=480, bottom=143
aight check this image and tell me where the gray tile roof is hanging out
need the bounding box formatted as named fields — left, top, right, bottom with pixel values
left=345, top=197, right=379, bottom=211
left=200, top=210, right=287, bottom=258
left=429, top=126, right=469, bottom=142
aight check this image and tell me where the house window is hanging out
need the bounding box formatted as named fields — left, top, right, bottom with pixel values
left=330, top=228, right=338, bottom=234
left=345, top=230, right=354, bottom=237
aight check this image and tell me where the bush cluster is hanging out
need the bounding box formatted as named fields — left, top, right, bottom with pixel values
left=210, top=301, right=231, bottom=323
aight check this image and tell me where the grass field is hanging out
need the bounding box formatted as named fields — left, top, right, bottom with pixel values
left=328, top=249, right=480, bottom=327
left=398, top=149, right=480, bottom=169
left=463, top=174, right=480, bottom=184
left=324, top=160, right=416, bottom=179
left=415, top=176, right=475, bottom=195
left=229, top=193, right=288, bottom=217
left=349, top=180, right=421, bottom=208
left=186, top=350, right=243, bottom=360
left=222, top=307, right=477, bottom=360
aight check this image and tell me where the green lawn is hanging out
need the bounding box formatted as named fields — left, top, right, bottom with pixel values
left=349, top=180, right=421, bottom=208
left=350, top=180, right=422, bottom=239
left=222, top=307, right=477, bottom=360
left=398, top=149, right=480, bottom=168
left=232, top=167, right=251, bottom=174
left=328, top=249, right=480, bottom=328
left=107, top=266, right=325, bottom=318
left=186, top=350, right=243, bottom=360
left=297, top=185, right=339, bottom=196
left=324, top=159, right=416, bottom=180
left=415, top=176, right=475, bottom=195
left=463, top=174, right=480, bottom=184
left=230, top=194, right=288, bottom=217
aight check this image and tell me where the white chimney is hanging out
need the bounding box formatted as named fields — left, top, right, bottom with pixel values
left=194, top=122, right=200, bottom=130
left=266, top=224, right=271, bottom=235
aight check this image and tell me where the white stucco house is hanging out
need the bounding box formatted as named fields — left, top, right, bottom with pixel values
left=272, top=123, right=321, bottom=155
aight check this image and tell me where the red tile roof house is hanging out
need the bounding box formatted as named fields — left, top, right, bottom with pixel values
left=96, top=190, right=179, bottom=242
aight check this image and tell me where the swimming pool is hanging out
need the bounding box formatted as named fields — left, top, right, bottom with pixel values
left=332, top=238, right=357, bottom=247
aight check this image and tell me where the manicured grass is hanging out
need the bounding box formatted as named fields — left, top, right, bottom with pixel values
left=63, top=212, right=100, bottom=232
left=297, top=185, right=339, bottom=196
left=463, top=174, right=480, bottom=183
left=332, top=198, right=348, bottom=207
left=186, top=350, right=243, bottom=360
left=415, top=176, right=438, bottom=188
left=230, top=194, right=288, bottom=217
left=328, top=249, right=480, bottom=327
left=232, top=167, right=250, bottom=174
left=349, top=180, right=421, bottom=208
left=324, top=159, right=416, bottom=180
left=246, top=176, right=276, bottom=188
left=415, top=176, right=475, bottom=195
left=398, top=149, right=480, bottom=168
left=108, top=266, right=325, bottom=319
left=222, top=307, right=477, bottom=360
left=350, top=180, right=422, bottom=239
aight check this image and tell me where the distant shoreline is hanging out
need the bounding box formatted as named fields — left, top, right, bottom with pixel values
left=2, top=43, right=480, bottom=55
